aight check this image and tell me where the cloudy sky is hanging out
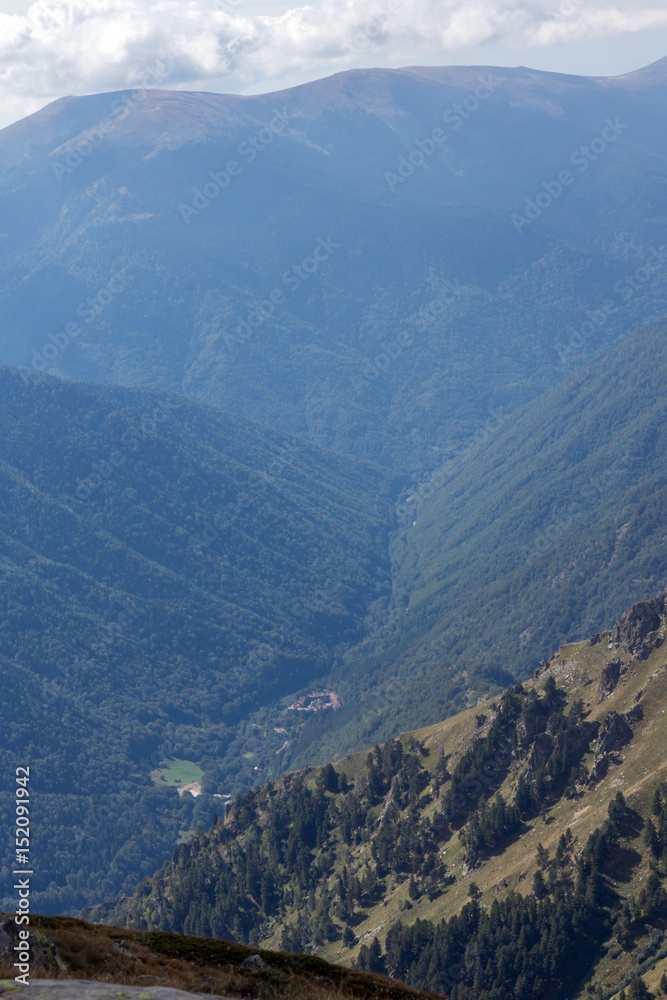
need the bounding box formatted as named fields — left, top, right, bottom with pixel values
left=1, top=0, right=667, bottom=129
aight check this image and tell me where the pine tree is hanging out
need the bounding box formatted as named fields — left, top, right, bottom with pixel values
left=644, top=818, right=660, bottom=856
left=532, top=869, right=547, bottom=900
left=468, top=881, right=482, bottom=900
left=609, top=791, right=627, bottom=824
left=536, top=842, right=550, bottom=869
left=659, top=972, right=667, bottom=995
left=368, top=936, right=386, bottom=974
left=627, top=976, right=653, bottom=1000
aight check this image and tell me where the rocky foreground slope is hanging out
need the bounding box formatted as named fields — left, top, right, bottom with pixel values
left=95, top=590, right=667, bottom=1000
left=0, top=914, right=439, bottom=1000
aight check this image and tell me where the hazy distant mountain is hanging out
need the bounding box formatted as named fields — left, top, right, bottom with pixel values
left=1, top=60, right=666, bottom=470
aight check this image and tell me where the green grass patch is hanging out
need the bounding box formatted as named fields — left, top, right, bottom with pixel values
left=150, top=758, right=203, bottom=787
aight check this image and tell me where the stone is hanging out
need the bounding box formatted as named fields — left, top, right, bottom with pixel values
left=0, top=918, right=66, bottom=975
left=241, top=954, right=271, bottom=971
left=597, top=658, right=622, bottom=701
left=588, top=753, right=610, bottom=784
left=624, top=703, right=644, bottom=725
left=596, top=711, right=633, bottom=754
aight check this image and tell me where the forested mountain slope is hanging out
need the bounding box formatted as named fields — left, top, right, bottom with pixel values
left=1, top=61, right=666, bottom=470
left=0, top=367, right=392, bottom=914
left=105, top=591, right=667, bottom=1000
left=287, top=319, right=667, bottom=769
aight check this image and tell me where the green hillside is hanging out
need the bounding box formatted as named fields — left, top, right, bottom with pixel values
left=0, top=367, right=392, bottom=914
left=103, top=591, right=667, bottom=999
left=285, top=319, right=667, bottom=768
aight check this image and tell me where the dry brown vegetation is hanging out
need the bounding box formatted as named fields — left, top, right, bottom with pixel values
left=0, top=916, right=443, bottom=1000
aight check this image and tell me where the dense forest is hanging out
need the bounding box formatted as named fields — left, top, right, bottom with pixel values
left=0, top=367, right=392, bottom=913
left=289, top=321, right=667, bottom=770
left=102, top=610, right=667, bottom=998
left=1, top=315, right=666, bottom=917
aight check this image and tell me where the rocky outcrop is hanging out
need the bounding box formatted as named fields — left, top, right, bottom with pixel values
left=588, top=753, right=610, bottom=784
left=597, top=659, right=623, bottom=701
left=516, top=711, right=544, bottom=748
left=610, top=593, right=666, bottom=660
left=624, top=703, right=644, bottom=725
left=527, top=732, right=554, bottom=773
left=596, top=711, right=633, bottom=754
left=0, top=917, right=66, bottom=975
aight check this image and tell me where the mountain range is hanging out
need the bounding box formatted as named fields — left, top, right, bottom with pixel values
left=0, top=56, right=666, bottom=948
left=1, top=59, right=667, bottom=473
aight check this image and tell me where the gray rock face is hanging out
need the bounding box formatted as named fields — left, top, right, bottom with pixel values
left=240, top=954, right=271, bottom=971
left=624, top=703, right=644, bottom=725
left=610, top=593, right=666, bottom=660
left=597, top=659, right=622, bottom=701
left=0, top=979, right=226, bottom=998
left=0, top=919, right=64, bottom=976
left=588, top=753, right=610, bottom=784
left=596, top=712, right=633, bottom=754
left=527, top=732, right=554, bottom=773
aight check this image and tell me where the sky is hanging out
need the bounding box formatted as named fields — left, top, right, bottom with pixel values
left=1, top=0, right=667, bottom=130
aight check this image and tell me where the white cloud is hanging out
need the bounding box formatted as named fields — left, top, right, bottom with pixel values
left=1, top=0, right=666, bottom=128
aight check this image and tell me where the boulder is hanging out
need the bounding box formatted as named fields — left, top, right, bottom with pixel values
left=241, top=954, right=272, bottom=971
left=596, top=711, right=633, bottom=754
left=624, top=703, right=644, bottom=725
left=597, top=658, right=622, bottom=701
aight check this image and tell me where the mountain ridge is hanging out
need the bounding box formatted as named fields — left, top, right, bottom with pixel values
left=98, top=587, right=667, bottom=999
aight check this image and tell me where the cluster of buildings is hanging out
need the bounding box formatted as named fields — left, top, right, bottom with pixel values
left=287, top=690, right=342, bottom=712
